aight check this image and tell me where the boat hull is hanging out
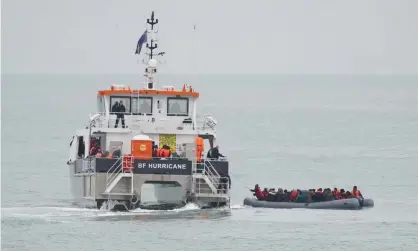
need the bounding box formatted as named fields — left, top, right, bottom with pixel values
left=68, top=158, right=231, bottom=211
left=243, top=197, right=374, bottom=210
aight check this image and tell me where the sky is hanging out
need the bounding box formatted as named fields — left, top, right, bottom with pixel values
left=1, top=0, right=418, bottom=75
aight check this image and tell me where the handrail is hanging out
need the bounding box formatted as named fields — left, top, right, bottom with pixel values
left=191, top=159, right=229, bottom=195
left=87, top=111, right=216, bottom=131
left=106, top=156, right=123, bottom=188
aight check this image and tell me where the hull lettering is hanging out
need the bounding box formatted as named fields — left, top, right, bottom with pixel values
left=137, top=163, right=187, bottom=170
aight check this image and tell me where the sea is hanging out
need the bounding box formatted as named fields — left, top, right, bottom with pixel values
left=1, top=74, right=418, bottom=250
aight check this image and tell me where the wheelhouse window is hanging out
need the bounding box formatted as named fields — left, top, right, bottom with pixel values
left=132, top=97, right=153, bottom=115
left=110, top=96, right=131, bottom=114
left=167, top=97, right=189, bottom=116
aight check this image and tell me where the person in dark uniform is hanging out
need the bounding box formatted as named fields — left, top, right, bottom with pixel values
left=111, top=101, right=119, bottom=115
left=114, top=100, right=126, bottom=128
left=207, top=145, right=224, bottom=159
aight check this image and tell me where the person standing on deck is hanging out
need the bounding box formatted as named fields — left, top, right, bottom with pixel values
left=207, top=145, right=224, bottom=160
left=114, top=100, right=126, bottom=128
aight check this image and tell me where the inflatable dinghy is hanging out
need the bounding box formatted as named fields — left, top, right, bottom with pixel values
left=243, top=197, right=374, bottom=210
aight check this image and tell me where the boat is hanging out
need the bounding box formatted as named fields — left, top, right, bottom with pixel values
left=66, top=11, right=231, bottom=211
left=243, top=197, right=374, bottom=210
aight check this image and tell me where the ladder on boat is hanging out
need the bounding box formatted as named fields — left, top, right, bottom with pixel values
left=192, top=160, right=229, bottom=198
left=102, top=156, right=135, bottom=197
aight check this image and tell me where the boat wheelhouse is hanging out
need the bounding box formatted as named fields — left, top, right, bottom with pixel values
left=67, top=11, right=230, bottom=211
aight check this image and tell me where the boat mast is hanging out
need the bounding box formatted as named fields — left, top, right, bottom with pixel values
left=144, top=11, right=161, bottom=90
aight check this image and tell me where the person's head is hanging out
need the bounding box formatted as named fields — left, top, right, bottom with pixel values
left=334, top=187, right=338, bottom=192
left=353, top=186, right=358, bottom=191
left=215, top=145, right=219, bottom=149
left=119, top=100, right=123, bottom=105
left=277, top=188, right=283, bottom=194
left=255, top=184, right=259, bottom=189
left=114, top=101, right=119, bottom=105
left=340, top=189, right=345, bottom=193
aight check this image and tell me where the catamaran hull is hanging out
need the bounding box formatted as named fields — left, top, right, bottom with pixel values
left=68, top=159, right=230, bottom=211
left=243, top=197, right=374, bottom=210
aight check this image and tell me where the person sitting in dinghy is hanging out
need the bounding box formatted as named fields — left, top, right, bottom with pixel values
left=352, top=186, right=363, bottom=199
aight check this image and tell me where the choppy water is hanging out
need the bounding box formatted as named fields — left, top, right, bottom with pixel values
left=2, top=75, right=418, bottom=250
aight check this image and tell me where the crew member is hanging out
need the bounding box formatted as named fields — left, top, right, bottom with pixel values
left=207, top=145, right=224, bottom=159
left=114, top=100, right=126, bottom=128
left=352, top=186, right=363, bottom=198
left=152, top=141, right=158, bottom=157
left=157, top=145, right=171, bottom=158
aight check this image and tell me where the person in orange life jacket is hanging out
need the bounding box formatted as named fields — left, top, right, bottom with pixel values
left=89, top=142, right=102, bottom=156
left=207, top=145, right=224, bottom=160
left=352, top=186, right=363, bottom=198
left=250, top=184, right=265, bottom=200
left=157, top=145, right=171, bottom=158
left=289, top=189, right=299, bottom=201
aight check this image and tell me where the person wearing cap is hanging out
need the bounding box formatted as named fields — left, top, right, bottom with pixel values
left=206, top=145, right=224, bottom=160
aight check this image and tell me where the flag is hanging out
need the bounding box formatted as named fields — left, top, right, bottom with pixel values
left=135, top=30, right=147, bottom=55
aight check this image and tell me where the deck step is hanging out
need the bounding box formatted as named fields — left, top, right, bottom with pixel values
left=104, top=172, right=133, bottom=193
left=101, top=192, right=136, bottom=196
left=194, top=193, right=230, bottom=199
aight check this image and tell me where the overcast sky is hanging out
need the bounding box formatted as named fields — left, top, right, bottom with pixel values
left=2, top=0, right=418, bottom=75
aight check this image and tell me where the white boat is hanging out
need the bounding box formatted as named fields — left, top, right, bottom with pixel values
left=67, top=11, right=230, bottom=211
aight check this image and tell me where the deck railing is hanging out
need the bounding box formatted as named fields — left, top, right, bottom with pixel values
left=87, top=112, right=216, bottom=131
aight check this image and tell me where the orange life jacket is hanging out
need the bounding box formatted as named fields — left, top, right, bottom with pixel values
left=352, top=190, right=361, bottom=197
left=157, top=148, right=170, bottom=158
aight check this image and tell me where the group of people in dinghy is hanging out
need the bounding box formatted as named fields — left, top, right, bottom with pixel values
left=250, top=184, right=363, bottom=203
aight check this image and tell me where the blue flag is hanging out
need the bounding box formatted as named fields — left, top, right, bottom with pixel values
left=135, top=30, right=147, bottom=55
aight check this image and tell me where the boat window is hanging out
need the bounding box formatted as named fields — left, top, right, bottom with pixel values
left=97, top=96, right=105, bottom=113
left=167, top=97, right=189, bottom=116
left=131, top=97, right=153, bottom=115
left=110, top=96, right=131, bottom=114
left=77, top=136, right=85, bottom=158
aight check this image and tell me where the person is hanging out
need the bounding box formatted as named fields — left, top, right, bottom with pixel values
left=89, top=142, right=102, bottom=156
left=274, top=188, right=285, bottom=202
left=352, top=186, right=363, bottom=198
left=250, top=184, right=265, bottom=200
left=337, top=189, right=347, bottom=200
left=156, top=145, right=171, bottom=158
left=114, top=100, right=126, bottom=128
left=289, top=189, right=299, bottom=201
left=152, top=143, right=158, bottom=157
left=111, top=101, right=119, bottom=115
left=332, top=188, right=340, bottom=198
left=207, top=145, right=224, bottom=160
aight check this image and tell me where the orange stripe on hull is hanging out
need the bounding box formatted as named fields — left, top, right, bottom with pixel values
left=98, top=89, right=199, bottom=98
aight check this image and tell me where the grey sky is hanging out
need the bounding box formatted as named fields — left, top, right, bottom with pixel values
left=2, top=0, right=418, bottom=75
